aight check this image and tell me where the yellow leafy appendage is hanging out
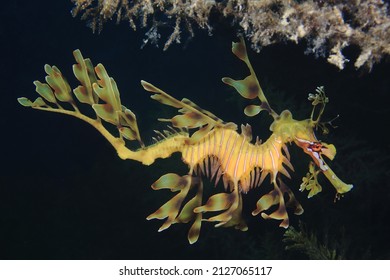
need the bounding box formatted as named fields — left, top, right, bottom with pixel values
left=18, top=38, right=353, bottom=244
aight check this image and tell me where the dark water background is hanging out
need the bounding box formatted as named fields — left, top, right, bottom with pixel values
left=1, top=1, right=389, bottom=259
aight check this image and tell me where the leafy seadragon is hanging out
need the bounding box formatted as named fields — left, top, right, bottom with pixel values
left=18, top=38, right=353, bottom=244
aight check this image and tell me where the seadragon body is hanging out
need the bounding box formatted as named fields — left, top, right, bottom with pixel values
left=18, top=38, right=353, bottom=244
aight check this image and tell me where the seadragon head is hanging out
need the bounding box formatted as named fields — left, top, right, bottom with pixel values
left=269, top=94, right=353, bottom=198
left=223, top=37, right=353, bottom=199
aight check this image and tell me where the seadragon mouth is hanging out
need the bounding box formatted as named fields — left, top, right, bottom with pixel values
left=294, top=137, right=353, bottom=195
left=306, top=144, right=329, bottom=171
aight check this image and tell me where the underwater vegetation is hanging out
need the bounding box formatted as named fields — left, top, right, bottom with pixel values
left=283, top=222, right=341, bottom=259
left=71, top=0, right=390, bottom=70
left=18, top=37, right=353, bottom=244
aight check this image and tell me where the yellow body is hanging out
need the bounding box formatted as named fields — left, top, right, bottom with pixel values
left=181, top=128, right=285, bottom=191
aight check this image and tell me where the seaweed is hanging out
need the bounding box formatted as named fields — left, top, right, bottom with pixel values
left=283, top=222, right=341, bottom=260
left=71, top=0, right=390, bottom=70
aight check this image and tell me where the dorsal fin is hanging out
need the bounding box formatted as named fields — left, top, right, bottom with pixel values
left=141, top=80, right=237, bottom=143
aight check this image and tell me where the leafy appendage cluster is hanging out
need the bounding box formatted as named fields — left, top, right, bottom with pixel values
left=300, top=162, right=322, bottom=198
left=71, top=0, right=389, bottom=70
left=17, top=49, right=144, bottom=148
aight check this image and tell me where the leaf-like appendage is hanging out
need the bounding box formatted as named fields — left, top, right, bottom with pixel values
left=118, top=106, right=143, bottom=146
left=252, top=180, right=290, bottom=228
left=171, top=112, right=207, bottom=128
left=194, top=193, right=231, bottom=213
left=119, top=106, right=136, bottom=127
left=222, top=76, right=259, bottom=100
left=252, top=189, right=279, bottom=216
left=151, top=173, right=187, bottom=191
left=189, top=125, right=212, bottom=143
left=141, top=80, right=235, bottom=143
left=147, top=174, right=193, bottom=231
left=33, top=81, right=56, bottom=103
left=148, top=173, right=205, bottom=244
left=118, top=127, right=136, bottom=140
left=232, top=39, right=249, bottom=62
left=181, top=98, right=220, bottom=122
left=44, top=65, right=73, bottom=102
left=299, top=162, right=323, bottom=198
left=187, top=211, right=202, bottom=244
left=17, top=97, right=33, bottom=107
left=32, top=97, right=46, bottom=107
left=223, top=37, right=277, bottom=119
left=17, top=97, right=47, bottom=108
left=148, top=192, right=185, bottom=231
left=244, top=104, right=262, bottom=117
left=72, top=49, right=98, bottom=105
left=92, top=103, right=116, bottom=124
left=94, top=64, right=121, bottom=111
left=176, top=196, right=200, bottom=224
